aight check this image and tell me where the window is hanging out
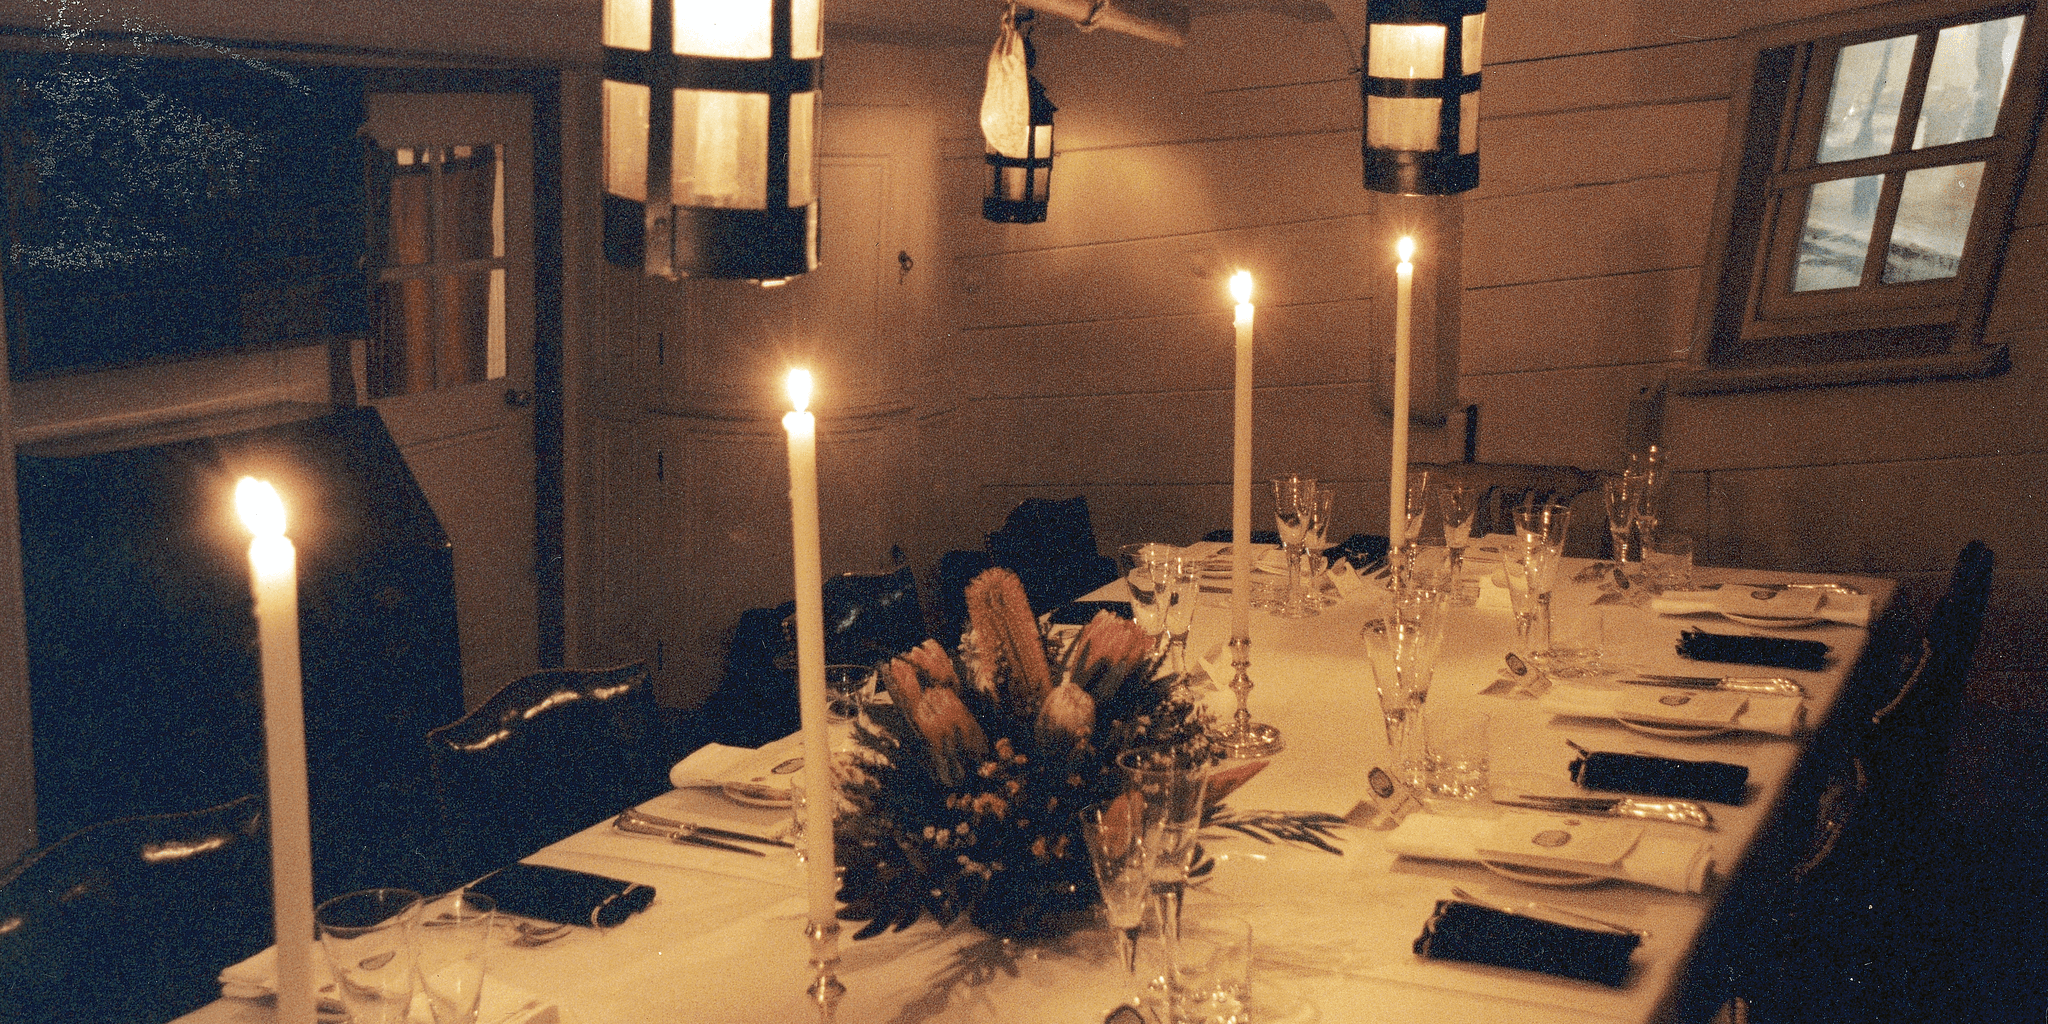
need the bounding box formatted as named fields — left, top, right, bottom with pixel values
left=366, top=142, right=509, bottom=398
left=1683, top=0, right=2045, bottom=392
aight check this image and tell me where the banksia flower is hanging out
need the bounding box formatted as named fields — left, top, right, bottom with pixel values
left=1067, top=610, right=1156, bottom=702
left=912, top=686, right=989, bottom=788
left=1034, top=681, right=1096, bottom=752
left=964, top=568, right=1053, bottom=714
left=904, top=639, right=960, bottom=690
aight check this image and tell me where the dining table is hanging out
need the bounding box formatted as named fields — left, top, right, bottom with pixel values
left=180, top=541, right=1895, bottom=1024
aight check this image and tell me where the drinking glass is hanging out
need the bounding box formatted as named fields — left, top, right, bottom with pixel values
left=1081, top=798, right=1153, bottom=990
left=1626, top=447, right=1667, bottom=551
left=1304, top=487, right=1337, bottom=607
left=1157, top=554, right=1200, bottom=677
left=1602, top=473, right=1640, bottom=564
left=418, top=891, right=495, bottom=1024
left=1141, top=915, right=1252, bottom=1024
left=1644, top=531, right=1696, bottom=592
left=1361, top=585, right=1449, bottom=787
left=1543, top=577, right=1607, bottom=677
left=1421, top=708, right=1491, bottom=804
left=1270, top=476, right=1319, bottom=618
left=316, top=888, right=423, bottom=1024
left=823, top=664, right=874, bottom=724
left=1438, top=480, right=1480, bottom=603
left=1499, top=550, right=1545, bottom=670
left=1115, top=749, right=1209, bottom=947
left=1118, top=542, right=1174, bottom=640
left=1397, top=468, right=1434, bottom=563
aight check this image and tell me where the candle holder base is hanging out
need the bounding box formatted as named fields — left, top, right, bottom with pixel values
left=806, top=919, right=845, bottom=1023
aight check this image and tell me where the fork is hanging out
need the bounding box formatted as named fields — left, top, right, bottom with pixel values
left=1449, top=886, right=1649, bottom=939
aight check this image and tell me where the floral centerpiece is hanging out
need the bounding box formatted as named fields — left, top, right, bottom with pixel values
left=833, top=567, right=1222, bottom=941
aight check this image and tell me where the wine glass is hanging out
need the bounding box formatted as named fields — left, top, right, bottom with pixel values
left=1157, top=554, right=1199, bottom=678
left=1304, top=487, right=1337, bottom=607
left=1270, top=476, right=1318, bottom=618
left=1437, top=481, right=1479, bottom=603
left=1602, top=473, right=1639, bottom=565
left=1114, top=749, right=1209, bottom=949
left=1118, top=543, right=1172, bottom=642
left=1626, top=446, right=1666, bottom=550
left=1081, top=797, right=1153, bottom=993
left=1362, top=585, right=1450, bottom=786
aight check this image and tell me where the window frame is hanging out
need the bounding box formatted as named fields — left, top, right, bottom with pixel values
left=1679, top=0, right=2045, bottom=394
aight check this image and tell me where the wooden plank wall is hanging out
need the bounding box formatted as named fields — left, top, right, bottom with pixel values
left=911, top=0, right=2045, bottom=701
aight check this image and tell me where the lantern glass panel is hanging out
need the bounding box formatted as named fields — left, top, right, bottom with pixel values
left=1367, top=95, right=1441, bottom=150
left=604, top=0, right=651, bottom=50
left=672, top=88, right=768, bottom=209
left=673, top=0, right=772, bottom=59
left=602, top=80, right=650, bottom=202
left=789, top=90, right=818, bottom=206
left=793, top=0, right=823, bottom=59
left=1461, top=14, right=1485, bottom=74
left=1368, top=23, right=1446, bottom=79
left=1460, top=92, right=1478, bottom=154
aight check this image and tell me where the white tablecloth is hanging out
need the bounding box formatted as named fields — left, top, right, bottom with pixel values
left=181, top=557, right=1892, bottom=1024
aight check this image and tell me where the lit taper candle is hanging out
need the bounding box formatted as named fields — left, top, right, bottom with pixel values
left=782, top=370, right=843, bottom=1017
left=1229, top=270, right=1255, bottom=642
left=1389, top=237, right=1414, bottom=561
left=236, top=477, right=315, bottom=1024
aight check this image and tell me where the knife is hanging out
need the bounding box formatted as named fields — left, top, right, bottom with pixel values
left=1496, top=793, right=1715, bottom=829
left=1627, top=674, right=1805, bottom=697
left=620, top=808, right=794, bottom=848
left=612, top=814, right=771, bottom=855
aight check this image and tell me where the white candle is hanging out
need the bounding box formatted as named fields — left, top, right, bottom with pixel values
left=782, top=369, right=837, bottom=923
left=1389, top=238, right=1414, bottom=560
left=1229, top=270, right=1255, bottom=642
left=236, top=478, right=315, bottom=1024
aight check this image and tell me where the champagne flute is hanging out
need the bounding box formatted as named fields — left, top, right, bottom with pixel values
left=1437, top=481, right=1479, bottom=603
left=1157, top=554, right=1199, bottom=678
left=1602, top=473, right=1639, bottom=565
left=1081, top=798, right=1152, bottom=992
left=1270, top=476, right=1318, bottom=618
left=1626, top=446, right=1666, bottom=551
left=1115, top=749, right=1208, bottom=950
left=1305, top=487, right=1337, bottom=607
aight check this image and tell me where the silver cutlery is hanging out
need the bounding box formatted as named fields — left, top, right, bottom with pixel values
left=613, top=813, right=770, bottom=856
left=1707, top=581, right=1864, bottom=596
left=618, top=807, right=793, bottom=848
left=1449, top=886, right=1648, bottom=939
left=1626, top=674, right=1805, bottom=697
left=1494, top=793, right=1715, bottom=829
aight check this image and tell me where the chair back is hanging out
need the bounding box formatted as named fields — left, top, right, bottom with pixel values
left=426, top=662, right=669, bottom=886
left=823, top=563, right=928, bottom=666
left=985, top=496, right=1118, bottom=613
left=1410, top=461, right=1603, bottom=547
left=0, top=795, right=271, bottom=1024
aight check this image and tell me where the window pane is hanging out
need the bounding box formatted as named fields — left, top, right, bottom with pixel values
left=379, top=149, right=433, bottom=267
left=1368, top=24, right=1447, bottom=78
left=1793, top=175, right=1882, bottom=291
left=1883, top=161, right=1983, bottom=282
left=1818, top=34, right=1915, bottom=163
left=443, top=145, right=501, bottom=261
left=1367, top=95, right=1441, bottom=150
left=673, top=89, right=767, bottom=210
left=1914, top=15, right=2024, bottom=148
left=602, top=80, right=650, bottom=203
left=673, top=0, right=771, bottom=58
left=788, top=91, right=816, bottom=207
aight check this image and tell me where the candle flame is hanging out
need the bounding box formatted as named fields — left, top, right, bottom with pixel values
left=786, top=368, right=813, bottom=413
left=1229, top=270, right=1253, bottom=305
left=1396, top=237, right=1416, bottom=263
left=235, top=477, right=286, bottom=538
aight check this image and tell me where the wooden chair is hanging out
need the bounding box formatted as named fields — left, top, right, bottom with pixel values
left=1689, top=542, right=1995, bottom=1024
left=0, top=794, right=272, bottom=1024
left=426, top=662, right=677, bottom=887
left=1410, top=461, right=1604, bottom=552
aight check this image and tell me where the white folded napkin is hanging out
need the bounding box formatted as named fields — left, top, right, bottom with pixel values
left=1472, top=576, right=1513, bottom=612
left=219, top=946, right=556, bottom=1024
left=1386, top=810, right=1714, bottom=893
left=1649, top=587, right=1872, bottom=626
left=1538, top=682, right=1805, bottom=736
left=668, top=736, right=806, bottom=802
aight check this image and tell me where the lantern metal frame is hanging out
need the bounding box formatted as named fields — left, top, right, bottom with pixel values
left=602, top=0, right=821, bottom=279
left=1360, top=0, right=1486, bottom=196
left=982, top=20, right=1057, bottom=224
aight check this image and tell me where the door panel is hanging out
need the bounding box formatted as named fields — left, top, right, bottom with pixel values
left=364, top=92, right=536, bottom=706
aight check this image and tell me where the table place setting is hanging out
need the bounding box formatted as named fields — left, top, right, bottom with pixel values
left=1647, top=584, right=1873, bottom=628
left=1384, top=810, right=1717, bottom=894
left=1537, top=680, right=1806, bottom=738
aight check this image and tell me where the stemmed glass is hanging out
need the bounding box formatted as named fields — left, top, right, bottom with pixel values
left=1270, top=475, right=1319, bottom=618
left=1437, top=480, right=1479, bottom=602
left=1157, top=554, right=1199, bottom=678
left=1118, top=542, right=1173, bottom=642
left=1304, top=488, right=1337, bottom=608
left=1361, top=585, right=1449, bottom=787
left=1626, top=446, right=1666, bottom=552
left=1081, top=797, right=1153, bottom=996
left=1114, top=749, right=1209, bottom=951
left=1602, top=473, right=1640, bottom=565
left=1513, top=502, right=1573, bottom=675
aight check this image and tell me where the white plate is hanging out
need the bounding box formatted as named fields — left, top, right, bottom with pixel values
left=1722, top=612, right=1824, bottom=629
left=1615, top=718, right=1736, bottom=740
left=1479, top=860, right=1610, bottom=888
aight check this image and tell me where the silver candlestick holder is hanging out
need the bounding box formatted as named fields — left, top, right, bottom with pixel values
left=807, top=919, right=844, bottom=1023
left=1220, top=636, right=1284, bottom=757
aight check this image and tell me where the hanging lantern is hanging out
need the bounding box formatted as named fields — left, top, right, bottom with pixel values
left=981, top=10, right=1056, bottom=224
left=1361, top=0, right=1485, bottom=196
left=602, top=0, right=821, bottom=280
